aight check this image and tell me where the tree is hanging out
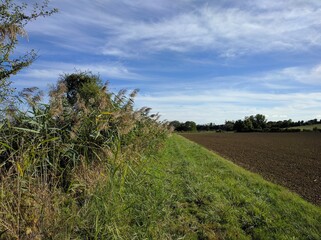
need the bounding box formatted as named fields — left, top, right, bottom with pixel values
left=59, top=71, right=105, bottom=107
left=243, top=117, right=254, bottom=132
left=254, top=114, right=267, bottom=130
left=0, top=0, right=57, bottom=102
left=169, top=120, right=181, bottom=130
left=224, top=120, right=234, bottom=131
left=184, top=121, right=197, bottom=131
left=233, top=119, right=245, bottom=132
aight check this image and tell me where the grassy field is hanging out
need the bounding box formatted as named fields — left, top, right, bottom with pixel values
left=2, top=134, right=321, bottom=239
left=289, top=123, right=321, bottom=130
left=91, top=134, right=321, bottom=239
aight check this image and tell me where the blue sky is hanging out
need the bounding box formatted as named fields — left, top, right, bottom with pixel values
left=12, top=0, right=321, bottom=124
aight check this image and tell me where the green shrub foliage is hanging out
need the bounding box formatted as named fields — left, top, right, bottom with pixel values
left=1, top=71, right=169, bottom=179
left=0, top=71, right=170, bottom=238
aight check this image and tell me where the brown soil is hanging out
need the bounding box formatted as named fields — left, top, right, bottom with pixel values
left=181, top=132, right=321, bottom=205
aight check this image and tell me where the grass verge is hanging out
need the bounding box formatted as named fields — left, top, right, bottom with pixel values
left=111, top=134, right=321, bottom=239
left=2, top=134, right=320, bottom=239
left=289, top=124, right=321, bottom=131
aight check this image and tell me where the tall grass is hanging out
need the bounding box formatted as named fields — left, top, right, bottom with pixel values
left=0, top=72, right=170, bottom=239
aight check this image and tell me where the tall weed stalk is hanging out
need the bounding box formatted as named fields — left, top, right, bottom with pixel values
left=0, top=72, right=170, bottom=238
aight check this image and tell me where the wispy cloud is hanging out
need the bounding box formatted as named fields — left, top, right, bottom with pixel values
left=12, top=61, right=143, bottom=88
left=14, top=0, right=321, bottom=123
left=133, top=62, right=321, bottom=123
left=110, top=5, right=321, bottom=56
left=25, top=0, right=321, bottom=58
left=136, top=90, right=321, bottom=124
left=280, top=65, right=321, bottom=85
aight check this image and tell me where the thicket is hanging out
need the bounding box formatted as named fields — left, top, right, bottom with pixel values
left=0, top=71, right=170, bottom=238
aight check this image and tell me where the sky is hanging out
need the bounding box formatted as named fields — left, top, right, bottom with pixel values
left=11, top=0, right=321, bottom=124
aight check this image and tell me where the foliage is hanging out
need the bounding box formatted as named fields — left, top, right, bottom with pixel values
left=24, top=134, right=320, bottom=239
left=170, top=120, right=197, bottom=132
left=0, top=0, right=57, bottom=104
left=2, top=128, right=320, bottom=238
left=224, top=120, right=234, bottom=131
left=172, top=114, right=321, bottom=133
left=0, top=71, right=170, bottom=238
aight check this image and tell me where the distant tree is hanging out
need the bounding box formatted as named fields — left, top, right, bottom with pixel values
left=171, top=115, right=320, bottom=133
left=184, top=121, right=197, bottom=132
left=170, top=120, right=181, bottom=130
left=243, top=117, right=254, bottom=132
left=254, top=114, right=267, bottom=130
left=233, top=119, right=245, bottom=132
left=224, top=120, right=235, bottom=131
left=280, top=119, right=292, bottom=128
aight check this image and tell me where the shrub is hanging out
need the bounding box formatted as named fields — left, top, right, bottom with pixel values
left=0, top=71, right=171, bottom=238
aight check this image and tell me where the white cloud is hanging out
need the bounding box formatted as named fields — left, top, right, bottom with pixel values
left=135, top=90, right=321, bottom=123
left=13, top=0, right=321, bottom=124
left=132, top=62, right=321, bottom=123
left=119, top=6, right=321, bottom=55
left=216, top=63, right=321, bottom=87
left=12, top=61, right=143, bottom=88
left=280, top=65, right=321, bottom=85
left=24, top=0, right=321, bottom=57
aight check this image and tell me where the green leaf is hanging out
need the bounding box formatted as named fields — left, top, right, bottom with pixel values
left=13, top=127, right=40, bottom=134
left=0, top=142, right=13, bottom=150
left=38, top=137, right=59, bottom=146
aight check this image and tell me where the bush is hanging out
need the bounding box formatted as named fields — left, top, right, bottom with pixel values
left=0, top=72, right=171, bottom=238
left=302, top=129, right=312, bottom=132
left=283, top=128, right=301, bottom=133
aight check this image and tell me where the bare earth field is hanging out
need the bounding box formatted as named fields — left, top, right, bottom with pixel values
left=181, top=132, right=321, bottom=205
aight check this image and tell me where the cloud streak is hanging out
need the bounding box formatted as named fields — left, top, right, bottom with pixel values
left=14, top=0, right=321, bottom=124
left=25, top=0, right=321, bottom=58
left=12, top=61, right=144, bottom=89
left=136, top=90, right=321, bottom=124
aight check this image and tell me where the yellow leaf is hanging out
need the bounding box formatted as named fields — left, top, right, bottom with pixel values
left=100, top=111, right=113, bottom=115
left=26, top=227, right=32, bottom=235
left=17, top=163, right=23, bottom=177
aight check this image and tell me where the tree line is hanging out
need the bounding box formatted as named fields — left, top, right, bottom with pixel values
left=170, top=114, right=321, bottom=132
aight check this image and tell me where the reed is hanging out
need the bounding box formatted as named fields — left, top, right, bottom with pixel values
left=0, top=71, right=170, bottom=239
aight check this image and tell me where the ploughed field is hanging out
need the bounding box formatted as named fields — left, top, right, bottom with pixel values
left=181, top=132, right=321, bottom=205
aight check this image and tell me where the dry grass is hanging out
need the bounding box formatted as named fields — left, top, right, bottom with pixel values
left=0, top=72, right=170, bottom=239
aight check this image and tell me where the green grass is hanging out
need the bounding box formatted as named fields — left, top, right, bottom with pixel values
left=2, top=133, right=319, bottom=239
left=289, top=123, right=321, bottom=130
left=84, top=134, right=321, bottom=239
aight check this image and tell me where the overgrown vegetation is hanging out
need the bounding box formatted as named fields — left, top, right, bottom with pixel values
left=144, top=135, right=321, bottom=239
left=0, top=71, right=170, bottom=239
left=1, top=1, right=320, bottom=239
left=0, top=1, right=173, bottom=238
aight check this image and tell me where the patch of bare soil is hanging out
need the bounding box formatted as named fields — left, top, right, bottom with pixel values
left=182, top=132, right=321, bottom=205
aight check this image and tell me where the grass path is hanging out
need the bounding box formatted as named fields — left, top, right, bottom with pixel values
left=129, top=134, right=321, bottom=239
